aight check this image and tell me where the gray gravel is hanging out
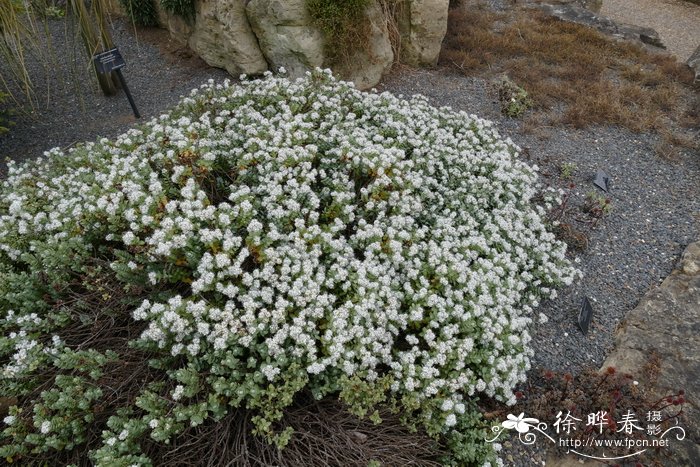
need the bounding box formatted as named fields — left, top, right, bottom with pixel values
left=0, top=16, right=228, bottom=166
left=2, top=15, right=699, bottom=467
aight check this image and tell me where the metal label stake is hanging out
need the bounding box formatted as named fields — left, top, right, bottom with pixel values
left=93, top=47, right=140, bottom=119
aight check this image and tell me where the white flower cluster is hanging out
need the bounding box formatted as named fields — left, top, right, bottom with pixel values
left=0, top=70, right=579, bottom=433
left=2, top=330, right=42, bottom=378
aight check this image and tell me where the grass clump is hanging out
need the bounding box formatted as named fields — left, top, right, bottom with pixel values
left=441, top=4, right=698, bottom=150
left=560, top=162, right=577, bottom=180
left=0, top=69, right=578, bottom=465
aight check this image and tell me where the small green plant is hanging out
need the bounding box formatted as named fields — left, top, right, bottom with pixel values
left=583, top=190, right=612, bottom=220
left=119, top=0, right=159, bottom=27
left=560, top=162, right=577, bottom=179
left=160, top=0, right=195, bottom=22
left=43, top=5, right=65, bottom=18
left=545, top=183, right=590, bottom=251
left=497, top=76, right=533, bottom=118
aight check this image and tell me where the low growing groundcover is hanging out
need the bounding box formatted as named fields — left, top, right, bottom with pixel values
left=0, top=69, right=579, bottom=466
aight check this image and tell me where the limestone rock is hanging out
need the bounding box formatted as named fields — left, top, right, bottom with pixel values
left=187, top=0, right=268, bottom=76
left=245, top=0, right=325, bottom=79
left=151, top=1, right=193, bottom=46
left=335, top=0, right=394, bottom=89
left=398, top=0, right=450, bottom=67
left=618, top=22, right=663, bottom=48
left=688, top=45, right=700, bottom=84
left=167, top=14, right=195, bottom=47
left=158, top=0, right=396, bottom=88
left=601, top=240, right=700, bottom=466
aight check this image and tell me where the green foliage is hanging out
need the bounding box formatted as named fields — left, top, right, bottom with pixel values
left=307, top=0, right=372, bottom=65
left=0, top=70, right=577, bottom=466
left=1, top=373, right=105, bottom=458
left=31, top=0, right=66, bottom=19
left=43, top=5, right=66, bottom=19
left=584, top=191, right=612, bottom=217
left=119, top=0, right=159, bottom=27
left=160, top=0, right=195, bottom=21
left=497, top=76, right=533, bottom=118
left=340, top=374, right=392, bottom=420
left=440, top=401, right=500, bottom=466
left=560, top=162, right=577, bottom=179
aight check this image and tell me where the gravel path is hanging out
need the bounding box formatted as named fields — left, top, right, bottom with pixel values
left=601, top=0, right=700, bottom=61
left=0, top=17, right=228, bottom=166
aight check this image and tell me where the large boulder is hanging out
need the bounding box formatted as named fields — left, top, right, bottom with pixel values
left=187, top=0, right=268, bottom=76
left=335, top=0, right=394, bottom=89
left=156, top=0, right=401, bottom=88
left=398, top=0, right=450, bottom=67
left=153, top=1, right=193, bottom=46
left=245, top=0, right=325, bottom=78
left=245, top=0, right=393, bottom=89
left=600, top=241, right=700, bottom=466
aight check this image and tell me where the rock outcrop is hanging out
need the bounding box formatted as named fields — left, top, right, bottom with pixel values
left=600, top=241, right=700, bottom=465
left=398, top=0, right=450, bottom=67
left=335, top=0, right=394, bottom=89
left=154, top=0, right=452, bottom=88
left=245, top=0, right=325, bottom=79
left=187, top=0, right=268, bottom=76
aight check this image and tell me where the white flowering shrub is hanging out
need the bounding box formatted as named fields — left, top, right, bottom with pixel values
left=0, top=69, right=578, bottom=465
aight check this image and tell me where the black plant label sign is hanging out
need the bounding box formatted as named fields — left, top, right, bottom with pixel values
left=93, top=48, right=126, bottom=74
left=593, top=170, right=610, bottom=192
left=578, top=296, right=594, bottom=335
